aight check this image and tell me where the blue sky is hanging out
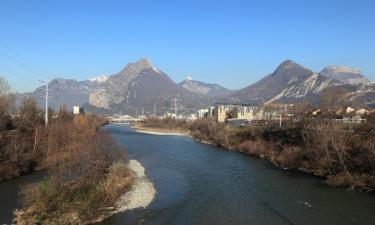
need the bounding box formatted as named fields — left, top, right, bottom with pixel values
left=0, top=0, right=374, bottom=92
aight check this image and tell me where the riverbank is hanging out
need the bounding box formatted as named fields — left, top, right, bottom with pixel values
left=133, top=124, right=189, bottom=136
left=0, top=113, right=108, bottom=182
left=112, top=160, right=156, bottom=214
left=99, top=124, right=375, bottom=225
left=13, top=160, right=155, bottom=225
left=140, top=117, right=375, bottom=192
left=91, top=160, right=156, bottom=224
left=7, top=113, right=138, bottom=225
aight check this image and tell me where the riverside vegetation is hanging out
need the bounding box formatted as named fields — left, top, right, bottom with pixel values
left=141, top=111, right=375, bottom=192
left=0, top=77, right=134, bottom=224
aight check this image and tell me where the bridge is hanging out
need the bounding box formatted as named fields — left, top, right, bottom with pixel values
left=108, top=115, right=146, bottom=123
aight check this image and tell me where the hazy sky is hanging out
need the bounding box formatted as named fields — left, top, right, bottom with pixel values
left=1, top=0, right=374, bottom=92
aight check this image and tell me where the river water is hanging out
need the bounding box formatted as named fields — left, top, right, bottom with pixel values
left=99, top=124, right=375, bottom=225
left=1, top=124, right=374, bottom=225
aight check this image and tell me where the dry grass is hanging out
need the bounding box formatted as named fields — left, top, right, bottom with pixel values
left=14, top=161, right=134, bottom=225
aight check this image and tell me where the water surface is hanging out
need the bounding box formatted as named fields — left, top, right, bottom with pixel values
left=100, top=124, right=375, bottom=225
left=0, top=171, right=46, bottom=224
left=0, top=124, right=374, bottom=225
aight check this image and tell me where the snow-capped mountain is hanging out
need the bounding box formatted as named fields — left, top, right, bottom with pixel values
left=224, top=60, right=370, bottom=105
left=179, top=76, right=231, bottom=97
left=88, top=75, right=108, bottom=83
left=319, top=66, right=370, bottom=85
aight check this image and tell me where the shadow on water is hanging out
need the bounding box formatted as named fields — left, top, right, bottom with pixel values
left=0, top=171, right=47, bottom=224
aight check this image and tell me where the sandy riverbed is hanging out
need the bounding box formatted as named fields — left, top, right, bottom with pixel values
left=132, top=125, right=189, bottom=136
left=112, top=160, right=156, bottom=214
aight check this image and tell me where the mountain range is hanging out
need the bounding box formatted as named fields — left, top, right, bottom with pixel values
left=25, top=59, right=374, bottom=115
left=179, top=76, right=231, bottom=97
left=225, top=60, right=374, bottom=106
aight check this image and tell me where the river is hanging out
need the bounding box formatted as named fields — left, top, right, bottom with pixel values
left=1, top=124, right=375, bottom=225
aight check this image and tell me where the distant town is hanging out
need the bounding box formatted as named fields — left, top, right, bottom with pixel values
left=106, top=102, right=373, bottom=126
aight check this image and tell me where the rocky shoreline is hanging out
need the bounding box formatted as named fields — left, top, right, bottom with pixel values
left=90, top=160, right=156, bottom=224
left=112, top=160, right=156, bottom=214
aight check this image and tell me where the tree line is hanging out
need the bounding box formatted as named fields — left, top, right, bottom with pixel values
left=141, top=110, right=375, bottom=192
left=0, top=77, right=134, bottom=224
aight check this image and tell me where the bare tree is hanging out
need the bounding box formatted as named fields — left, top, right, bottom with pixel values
left=0, top=76, right=14, bottom=131
left=0, top=76, right=11, bottom=96
left=16, top=97, right=42, bottom=133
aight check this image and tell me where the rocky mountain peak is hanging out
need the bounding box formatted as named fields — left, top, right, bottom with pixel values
left=273, top=60, right=310, bottom=76
left=319, top=66, right=369, bottom=85
left=136, top=58, right=152, bottom=67
left=270, top=60, right=313, bottom=84
left=179, top=77, right=231, bottom=97
left=118, top=58, right=161, bottom=77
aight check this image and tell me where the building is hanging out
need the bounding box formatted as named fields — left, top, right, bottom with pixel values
left=263, top=111, right=281, bottom=120
left=188, top=114, right=198, bottom=121
left=197, top=109, right=209, bottom=118
left=196, top=106, right=215, bottom=119
left=215, top=103, right=263, bottom=123
left=207, top=106, right=215, bottom=117
left=164, top=112, right=177, bottom=118
left=73, top=106, right=84, bottom=115
left=342, top=115, right=366, bottom=124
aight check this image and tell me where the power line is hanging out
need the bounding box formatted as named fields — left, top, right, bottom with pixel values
left=0, top=44, right=60, bottom=125
left=0, top=62, right=38, bottom=83
left=0, top=44, right=55, bottom=81
left=0, top=49, right=44, bottom=80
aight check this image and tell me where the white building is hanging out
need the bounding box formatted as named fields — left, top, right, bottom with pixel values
left=215, top=103, right=263, bottom=123
left=207, top=106, right=215, bottom=117
left=73, top=106, right=84, bottom=115
left=197, top=109, right=209, bottom=118
left=188, top=114, right=198, bottom=121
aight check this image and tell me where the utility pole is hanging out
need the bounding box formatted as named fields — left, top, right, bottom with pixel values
left=154, top=103, right=156, bottom=117
left=45, top=81, right=49, bottom=127
left=174, top=98, right=177, bottom=117
left=39, top=80, right=57, bottom=128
